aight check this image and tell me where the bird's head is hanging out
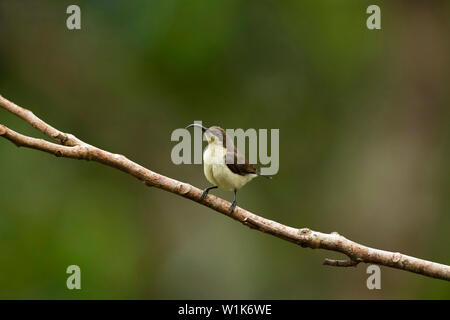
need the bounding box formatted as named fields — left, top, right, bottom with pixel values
left=185, top=124, right=227, bottom=147
left=204, top=126, right=227, bottom=146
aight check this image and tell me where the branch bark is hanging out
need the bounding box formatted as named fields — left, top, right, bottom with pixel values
left=1, top=94, right=449, bottom=281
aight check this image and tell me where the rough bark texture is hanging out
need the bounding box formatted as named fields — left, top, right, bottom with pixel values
left=1, top=94, right=449, bottom=281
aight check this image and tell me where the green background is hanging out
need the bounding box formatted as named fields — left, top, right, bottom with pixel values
left=0, top=0, right=449, bottom=299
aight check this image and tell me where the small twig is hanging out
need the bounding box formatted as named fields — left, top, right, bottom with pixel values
left=1, top=94, right=449, bottom=281
left=323, top=258, right=359, bottom=267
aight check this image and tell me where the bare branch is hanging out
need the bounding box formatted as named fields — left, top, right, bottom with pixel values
left=1, top=94, right=449, bottom=281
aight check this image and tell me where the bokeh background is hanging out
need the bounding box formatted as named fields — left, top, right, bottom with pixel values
left=0, top=0, right=449, bottom=299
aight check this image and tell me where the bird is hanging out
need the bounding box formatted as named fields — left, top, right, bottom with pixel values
left=186, top=123, right=269, bottom=213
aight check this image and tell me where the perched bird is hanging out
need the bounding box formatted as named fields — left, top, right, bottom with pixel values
left=186, top=123, right=268, bottom=213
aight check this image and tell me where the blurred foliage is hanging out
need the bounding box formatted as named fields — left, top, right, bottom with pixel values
left=0, top=0, right=449, bottom=299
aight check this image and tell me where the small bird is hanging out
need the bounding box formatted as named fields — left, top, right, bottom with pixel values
left=186, top=123, right=268, bottom=213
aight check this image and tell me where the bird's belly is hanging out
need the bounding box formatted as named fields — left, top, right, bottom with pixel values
left=211, top=164, right=256, bottom=191
left=203, top=162, right=218, bottom=186
left=203, top=144, right=255, bottom=190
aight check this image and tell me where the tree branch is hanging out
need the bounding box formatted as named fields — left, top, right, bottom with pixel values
left=1, top=94, right=449, bottom=281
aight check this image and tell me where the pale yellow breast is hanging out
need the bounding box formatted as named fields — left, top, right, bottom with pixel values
left=203, top=144, right=256, bottom=191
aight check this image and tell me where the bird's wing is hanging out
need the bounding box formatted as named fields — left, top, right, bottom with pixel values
left=225, top=147, right=257, bottom=176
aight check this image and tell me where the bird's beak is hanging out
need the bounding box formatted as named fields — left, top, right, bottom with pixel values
left=185, top=123, right=208, bottom=132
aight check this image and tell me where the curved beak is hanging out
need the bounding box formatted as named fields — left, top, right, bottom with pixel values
left=185, top=123, right=208, bottom=132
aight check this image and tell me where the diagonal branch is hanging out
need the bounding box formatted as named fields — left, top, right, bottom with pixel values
left=1, top=94, right=449, bottom=281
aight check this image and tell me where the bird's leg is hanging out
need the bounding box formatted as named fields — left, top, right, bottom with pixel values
left=201, top=185, right=218, bottom=200
left=230, top=189, right=237, bottom=213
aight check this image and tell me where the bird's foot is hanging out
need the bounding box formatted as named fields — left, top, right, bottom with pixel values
left=201, top=186, right=218, bottom=201
left=229, top=201, right=237, bottom=214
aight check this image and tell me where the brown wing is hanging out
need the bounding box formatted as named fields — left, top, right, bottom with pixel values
left=226, top=146, right=257, bottom=176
